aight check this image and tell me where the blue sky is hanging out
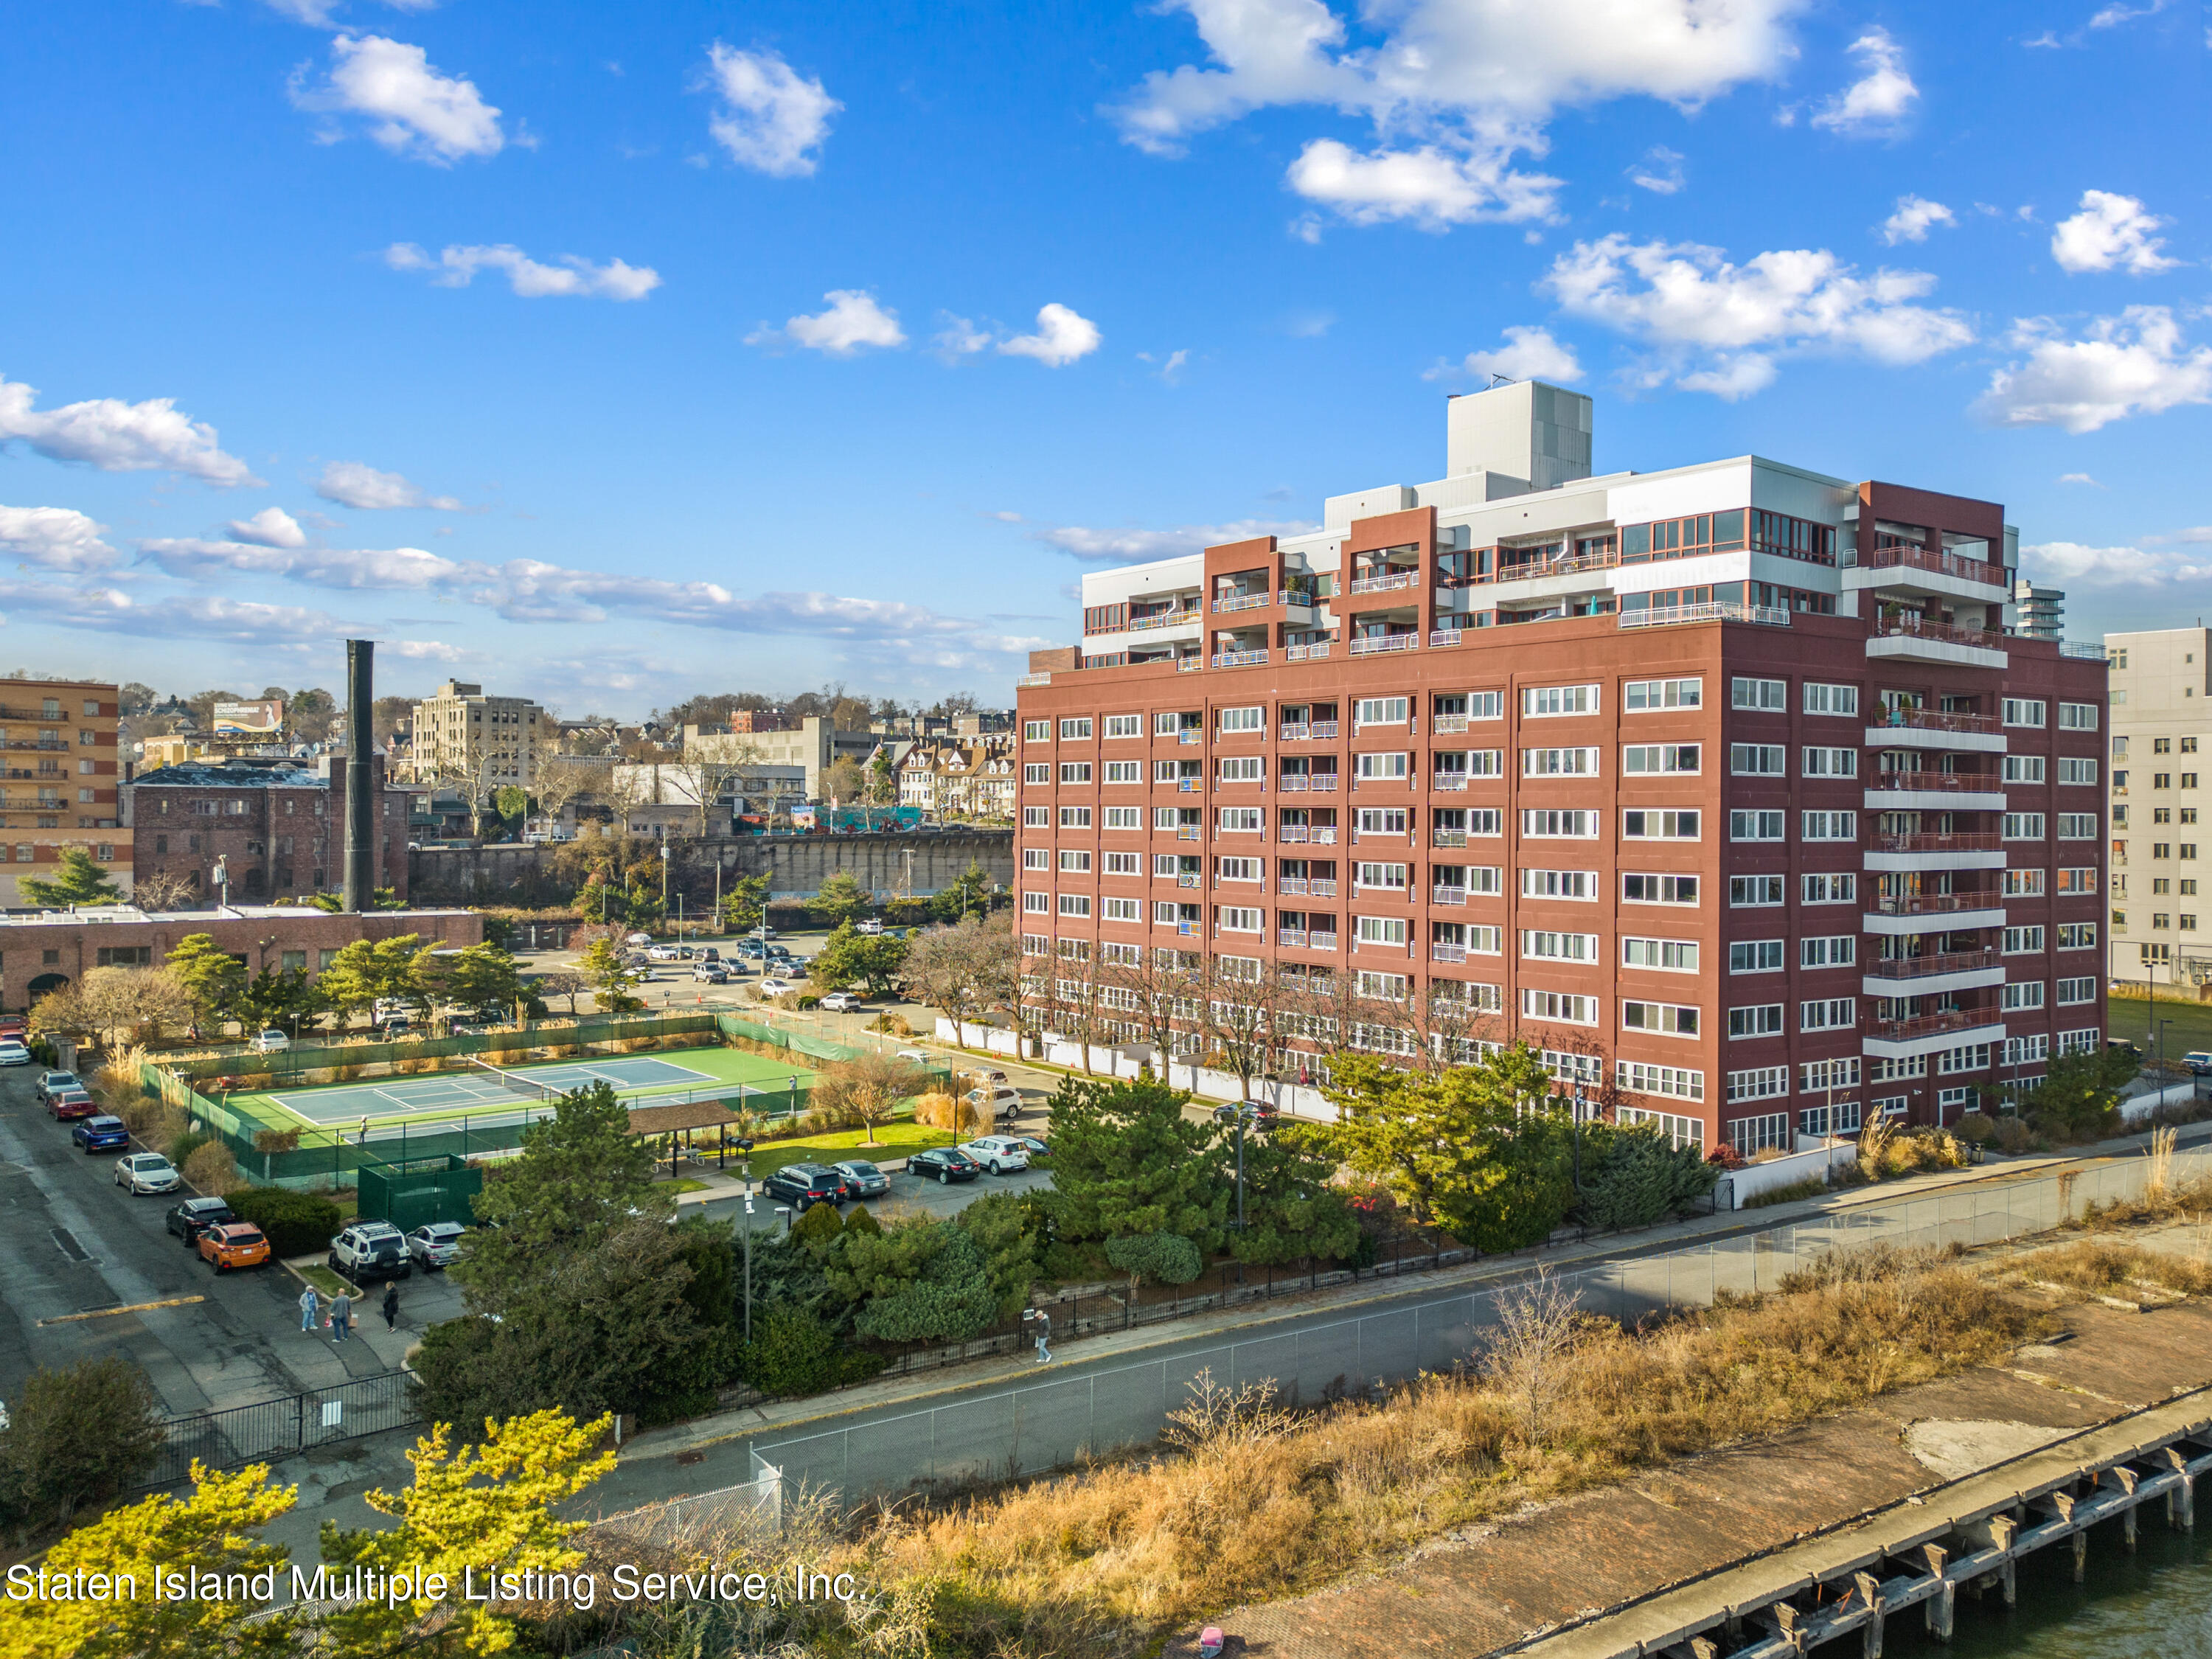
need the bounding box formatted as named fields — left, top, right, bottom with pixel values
left=1, top=0, right=2207, bottom=713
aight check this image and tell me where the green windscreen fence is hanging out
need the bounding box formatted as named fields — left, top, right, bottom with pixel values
left=357, top=1155, right=482, bottom=1231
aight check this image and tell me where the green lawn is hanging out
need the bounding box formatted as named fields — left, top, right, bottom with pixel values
left=2109, top=991, right=2212, bottom=1063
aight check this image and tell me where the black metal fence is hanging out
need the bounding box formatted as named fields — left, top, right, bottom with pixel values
left=143, top=1370, right=420, bottom=1490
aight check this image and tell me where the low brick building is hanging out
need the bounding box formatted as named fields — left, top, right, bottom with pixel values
left=4, top=903, right=481, bottom=1006
left=125, top=755, right=411, bottom=903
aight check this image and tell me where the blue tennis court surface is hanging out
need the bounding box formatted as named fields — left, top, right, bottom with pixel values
left=271, top=1055, right=717, bottom=1124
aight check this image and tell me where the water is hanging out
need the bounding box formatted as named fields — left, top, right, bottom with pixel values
left=1882, top=1517, right=2212, bottom=1658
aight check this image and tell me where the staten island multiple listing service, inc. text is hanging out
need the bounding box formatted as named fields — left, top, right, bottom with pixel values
left=6, top=1562, right=866, bottom=1613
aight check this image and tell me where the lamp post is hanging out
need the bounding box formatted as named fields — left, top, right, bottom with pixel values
left=740, top=1192, right=754, bottom=1342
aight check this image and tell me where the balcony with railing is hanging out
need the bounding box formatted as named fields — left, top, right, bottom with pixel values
left=1349, top=633, right=1419, bottom=656
left=1127, top=606, right=1203, bottom=633
left=1211, top=649, right=1270, bottom=669
left=1175, top=655, right=1205, bottom=672
left=1279, top=824, right=1338, bottom=844
left=1869, top=832, right=2003, bottom=854
left=1865, top=543, right=2006, bottom=589
left=1431, top=714, right=1470, bottom=734
left=1276, top=773, right=1338, bottom=793
left=1283, top=641, right=1335, bottom=662
left=1212, top=591, right=1273, bottom=613
left=1279, top=927, right=1338, bottom=951
left=0, top=739, right=69, bottom=752
left=1868, top=613, right=2008, bottom=664
left=1866, top=891, right=2001, bottom=917
left=1865, top=771, right=2002, bottom=794
left=2062, top=640, right=2110, bottom=661
left=1433, top=830, right=1469, bottom=849
left=1431, top=884, right=1467, bottom=905
left=1347, top=569, right=1419, bottom=595
left=1868, top=1008, right=2000, bottom=1044
left=1865, top=947, right=2002, bottom=981
left=1620, top=602, right=1790, bottom=629
left=1871, top=706, right=2003, bottom=737
left=1176, top=873, right=1201, bottom=888
left=1431, top=771, right=1469, bottom=792
left=1175, top=825, right=1203, bottom=841
left=1429, top=628, right=1472, bottom=647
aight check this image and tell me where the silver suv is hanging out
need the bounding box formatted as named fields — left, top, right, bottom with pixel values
left=327, top=1221, right=412, bottom=1283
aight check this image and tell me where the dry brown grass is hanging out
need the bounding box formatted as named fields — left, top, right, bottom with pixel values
left=181, top=1141, right=243, bottom=1195
left=841, top=1246, right=2044, bottom=1658
left=2066, top=1171, right=2212, bottom=1232
left=2004, top=1237, right=2212, bottom=1298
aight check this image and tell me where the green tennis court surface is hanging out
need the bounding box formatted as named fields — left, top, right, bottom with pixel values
left=258, top=1046, right=821, bottom=1128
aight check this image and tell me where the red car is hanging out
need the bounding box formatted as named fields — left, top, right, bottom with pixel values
left=47, top=1088, right=98, bottom=1120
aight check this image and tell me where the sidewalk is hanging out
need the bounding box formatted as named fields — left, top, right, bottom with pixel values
left=610, top=1113, right=2212, bottom=1470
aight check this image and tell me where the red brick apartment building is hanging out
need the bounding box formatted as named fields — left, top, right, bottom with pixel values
left=1012, top=383, right=2110, bottom=1153
left=126, top=756, right=411, bottom=902
left=0, top=678, right=123, bottom=908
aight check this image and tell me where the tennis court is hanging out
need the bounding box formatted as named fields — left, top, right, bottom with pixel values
left=265, top=1048, right=821, bottom=1127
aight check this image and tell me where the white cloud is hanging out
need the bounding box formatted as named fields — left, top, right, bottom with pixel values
left=931, top=314, right=992, bottom=361
left=1540, top=234, right=1971, bottom=396
left=1881, top=195, right=1956, bottom=245
left=316, top=460, right=462, bottom=511
left=138, top=537, right=478, bottom=592
left=225, top=507, right=308, bottom=548
left=748, top=291, right=907, bottom=356
left=1627, top=145, right=1684, bottom=195
left=2022, top=539, right=2212, bottom=589
left=1975, top=306, right=2212, bottom=432
left=1285, top=131, right=1561, bottom=229
left=1431, top=324, right=1583, bottom=384
left=1812, top=27, right=1918, bottom=136
left=0, top=506, right=117, bottom=572
left=0, top=373, right=259, bottom=487
left=1035, top=518, right=1318, bottom=563
left=999, top=304, right=1102, bottom=367
left=2090, top=0, right=2167, bottom=29
left=389, top=639, right=467, bottom=661
left=290, top=33, right=503, bottom=164
left=2050, top=190, right=2178, bottom=274
left=701, top=44, right=838, bottom=177
left=384, top=242, right=661, bottom=300
left=2058, top=472, right=2106, bottom=487
left=0, top=577, right=356, bottom=649
left=1113, top=0, right=1801, bottom=229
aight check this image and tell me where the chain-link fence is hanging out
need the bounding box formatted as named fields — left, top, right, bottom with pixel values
left=750, top=1143, right=2212, bottom=1504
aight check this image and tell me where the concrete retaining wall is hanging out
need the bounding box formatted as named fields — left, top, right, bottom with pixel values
left=1728, top=1138, right=1858, bottom=1208
left=412, top=829, right=1012, bottom=903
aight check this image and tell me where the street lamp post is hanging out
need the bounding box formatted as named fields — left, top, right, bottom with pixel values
left=740, top=1193, right=754, bottom=1343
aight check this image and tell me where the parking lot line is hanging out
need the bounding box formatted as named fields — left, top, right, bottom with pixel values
left=38, top=1293, right=206, bottom=1326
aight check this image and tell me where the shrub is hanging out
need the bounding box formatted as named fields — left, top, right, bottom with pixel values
left=122, top=1095, right=186, bottom=1141
left=228, top=1186, right=342, bottom=1257
left=1954, top=1111, right=1995, bottom=1147
left=182, top=1141, right=243, bottom=1195
left=0, top=1356, right=166, bottom=1530
left=738, top=1304, right=883, bottom=1399
left=790, top=1200, right=845, bottom=1251
left=1994, top=1115, right=2037, bottom=1155
left=1744, top=1175, right=1829, bottom=1209
left=165, top=1127, right=212, bottom=1164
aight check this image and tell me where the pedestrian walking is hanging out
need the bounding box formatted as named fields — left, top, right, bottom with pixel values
left=297, top=1285, right=320, bottom=1332
left=1023, top=1307, right=1052, bottom=1364
left=380, top=1281, right=400, bottom=1332
left=327, top=1290, right=352, bottom=1344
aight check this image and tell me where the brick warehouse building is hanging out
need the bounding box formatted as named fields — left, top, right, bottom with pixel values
left=1012, top=383, right=2109, bottom=1152
left=1, top=904, right=480, bottom=1006
left=125, top=755, right=411, bottom=904
left=0, top=677, right=124, bottom=908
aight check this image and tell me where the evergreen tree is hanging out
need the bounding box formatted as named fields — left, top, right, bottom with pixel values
left=1043, top=1077, right=1229, bottom=1252
left=19, top=846, right=121, bottom=909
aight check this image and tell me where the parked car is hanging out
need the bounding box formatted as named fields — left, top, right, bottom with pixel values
left=857, top=919, right=885, bottom=936
left=692, top=964, right=731, bottom=984
left=757, top=978, right=797, bottom=997
left=35, top=1071, right=83, bottom=1107
left=964, top=1086, right=1023, bottom=1123
left=735, top=940, right=767, bottom=959
left=405, top=1222, right=467, bottom=1269
left=819, top=991, right=863, bottom=1013
left=830, top=1159, right=890, bottom=1200
left=761, top=1162, right=846, bottom=1211
left=114, top=1152, right=181, bottom=1194
left=906, top=1147, right=981, bottom=1185
left=328, top=1221, right=412, bottom=1282
left=198, top=1222, right=271, bottom=1273
left=699, top=947, right=721, bottom=964
left=959, top=1135, right=1031, bottom=1175
left=248, top=1029, right=291, bottom=1054
left=380, top=1017, right=415, bottom=1039
left=72, top=1116, right=131, bottom=1154
left=1012, top=1135, right=1050, bottom=1161
left=2185, top=1051, right=2212, bottom=1077
left=372, top=997, right=412, bottom=1022
left=167, top=1196, right=234, bottom=1245
left=754, top=926, right=779, bottom=940
left=47, top=1088, right=99, bottom=1121
left=0, top=1040, right=29, bottom=1067
left=646, top=944, right=684, bottom=961
left=0, top=1016, right=26, bottom=1042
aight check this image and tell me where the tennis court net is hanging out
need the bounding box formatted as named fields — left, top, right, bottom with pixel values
left=468, top=1056, right=556, bottom=1103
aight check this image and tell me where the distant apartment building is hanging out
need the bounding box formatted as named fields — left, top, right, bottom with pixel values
left=899, top=736, right=1017, bottom=820
left=125, top=756, right=410, bottom=902
left=408, top=681, right=549, bottom=791
left=2014, top=580, right=2065, bottom=641
left=0, top=678, right=125, bottom=909
left=1014, top=382, right=2109, bottom=1151
left=683, top=717, right=874, bottom=801
left=2104, top=627, right=2210, bottom=989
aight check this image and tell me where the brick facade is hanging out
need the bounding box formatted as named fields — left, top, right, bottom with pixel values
left=0, top=678, right=124, bottom=908
left=127, top=756, right=411, bottom=902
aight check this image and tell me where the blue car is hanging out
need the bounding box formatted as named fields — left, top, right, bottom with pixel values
left=72, top=1115, right=130, bottom=1154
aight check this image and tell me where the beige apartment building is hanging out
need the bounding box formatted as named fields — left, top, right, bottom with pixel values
left=408, top=681, right=549, bottom=793
left=2106, top=627, right=2211, bottom=989
left=682, top=717, right=874, bottom=801
left=0, top=678, right=125, bottom=909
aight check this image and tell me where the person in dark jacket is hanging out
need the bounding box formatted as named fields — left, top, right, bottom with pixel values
left=380, top=1280, right=400, bottom=1332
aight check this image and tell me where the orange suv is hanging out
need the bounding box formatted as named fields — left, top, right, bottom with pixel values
left=198, top=1222, right=271, bottom=1273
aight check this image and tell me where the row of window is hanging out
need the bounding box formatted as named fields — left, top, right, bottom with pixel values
left=1029, top=748, right=2102, bottom=789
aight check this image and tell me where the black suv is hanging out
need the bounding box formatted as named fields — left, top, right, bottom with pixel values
left=167, top=1196, right=235, bottom=1245
left=761, top=1162, right=846, bottom=1212
left=907, top=1147, right=981, bottom=1186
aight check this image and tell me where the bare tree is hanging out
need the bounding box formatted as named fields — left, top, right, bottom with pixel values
left=685, top=740, right=762, bottom=839
left=80, top=966, right=195, bottom=1050
left=899, top=914, right=997, bottom=1046
left=810, top=1051, right=931, bottom=1147
left=1194, top=955, right=1294, bottom=1103
left=131, top=870, right=203, bottom=912
left=1402, top=974, right=1511, bottom=1077
left=532, top=757, right=609, bottom=833
left=1481, top=1266, right=1585, bottom=1445
left=1099, top=945, right=1203, bottom=1079
left=538, top=969, right=590, bottom=1016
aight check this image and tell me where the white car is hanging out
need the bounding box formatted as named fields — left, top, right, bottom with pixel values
left=757, top=978, right=796, bottom=997
left=819, top=991, right=863, bottom=1012
left=964, top=1086, right=1023, bottom=1123
left=959, top=1135, right=1030, bottom=1175
left=646, top=944, right=683, bottom=961
left=857, top=919, right=884, bottom=936
left=114, top=1152, right=181, bottom=1194
left=0, top=1040, right=28, bottom=1067
left=248, top=1029, right=290, bottom=1054
left=405, top=1221, right=467, bottom=1268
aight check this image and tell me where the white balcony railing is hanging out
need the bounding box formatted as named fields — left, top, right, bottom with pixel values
left=1348, top=569, right=1419, bottom=594
left=1349, top=633, right=1420, bottom=655
left=1211, top=649, right=1269, bottom=668
left=1284, top=641, right=1334, bottom=662
left=1431, top=773, right=1469, bottom=791
left=1431, top=885, right=1466, bottom=905
left=1213, top=592, right=1272, bottom=613
left=1620, top=602, right=1790, bottom=629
